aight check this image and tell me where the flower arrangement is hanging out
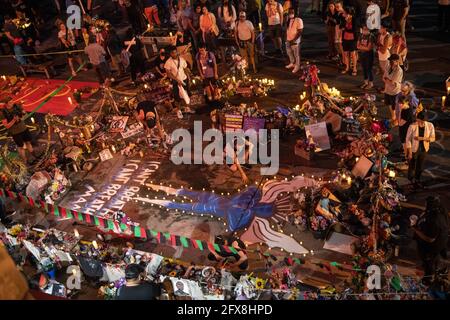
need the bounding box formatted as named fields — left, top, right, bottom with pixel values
left=310, top=214, right=330, bottom=232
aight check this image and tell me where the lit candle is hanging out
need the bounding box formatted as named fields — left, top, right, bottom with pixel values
left=80, top=132, right=84, bottom=138
left=355, top=157, right=359, bottom=162
left=258, top=23, right=262, bottom=31
left=347, top=177, right=352, bottom=184
left=68, top=97, right=73, bottom=105
left=91, top=125, right=95, bottom=131
left=147, top=24, right=151, bottom=29
left=388, top=170, right=396, bottom=178
left=442, top=96, right=446, bottom=107
left=74, top=228, right=80, bottom=238
left=31, top=117, right=35, bottom=124
left=169, top=32, right=173, bottom=37
left=111, top=145, right=116, bottom=153
left=92, top=240, right=98, bottom=249
left=139, top=150, right=144, bottom=157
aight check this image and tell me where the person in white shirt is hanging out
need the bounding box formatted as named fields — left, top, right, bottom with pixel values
left=405, top=112, right=435, bottom=188
left=284, top=7, right=303, bottom=73
left=234, top=11, right=257, bottom=73
left=265, top=0, right=284, bottom=54
left=383, top=54, right=403, bottom=122
left=366, top=0, right=381, bottom=32
left=164, top=46, right=193, bottom=116
left=218, top=0, right=237, bottom=31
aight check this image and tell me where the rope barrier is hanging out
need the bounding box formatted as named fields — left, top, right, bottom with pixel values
left=0, top=49, right=84, bottom=59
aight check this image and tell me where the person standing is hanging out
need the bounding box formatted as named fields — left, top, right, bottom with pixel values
left=334, top=1, right=345, bottom=67
left=357, top=24, right=375, bottom=89
left=105, top=26, right=125, bottom=77
left=143, top=0, right=161, bottom=29
left=120, top=0, right=144, bottom=35
left=196, top=43, right=219, bottom=101
left=437, top=0, right=450, bottom=32
left=265, top=0, right=284, bottom=54
left=383, top=53, right=403, bottom=122
left=200, top=5, right=219, bottom=52
left=217, top=0, right=237, bottom=32
left=235, top=11, right=257, bottom=73
left=366, top=0, right=381, bottom=33
left=85, top=36, right=111, bottom=84
left=58, top=23, right=86, bottom=77
left=3, top=15, right=27, bottom=65
left=164, top=46, right=193, bottom=115
left=405, top=111, right=435, bottom=188
left=391, top=0, right=409, bottom=38
left=124, top=28, right=146, bottom=86
left=376, top=23, right=392, bottom=79
left=412, top=195, right=448, bottom=284
left=247, top=0, right=262, bottom=26
left=0, top=101, right=34, bottom=163
left=325, top=2, right=338, bottom=60
left=284, top=7, right=303, bottom=74
left=390, top=32, right=407, bottom=71
left=340, top=6, right=359, bottom=76
left=396, top=93, right=414, bottom=159
left=116, top=264, right=161, bottom=300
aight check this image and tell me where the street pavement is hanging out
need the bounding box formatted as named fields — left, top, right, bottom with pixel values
left=1, top=0, right=449, bottom=294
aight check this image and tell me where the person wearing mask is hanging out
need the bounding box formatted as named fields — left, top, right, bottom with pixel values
left=247, top=0, right=262, bottom=26
left=0, top=101, right=35, bottom=164
left=58, top=23, right=86, bottom=77
left=285, top=7, right=303, bottom=74
left=3, top=15, right=27, bottom=65
left=143, top=0, right=161, bottom=30
left=340, top=6, right=359, bottom=76
left=333, top=1, right=345, bottom=67
left=116, top=264, right=162, bottom=300
left=405, top=111, right=435, bottom=188
left=164, top=46, right=194, bottom=116
left=200, top=5, right=219, bottom=52
left=366, top=0, right=381, bottom=33
left=85, top=36, right=112, bottom=84
left=376, top=23, right=392, bottom=80
left=357, top=24, right=375, bottom=89
left=437, top=0, right=450, bottom=32
left=412, top=195, right=448, bottom=284
left=124, top=28, right=146, bottom=86
left=383, top=53, right=403, bottom=122
left=265, top=0, right=284, bottom=54
left=390, top=0, right=409, bottom=38
left=196, top=43, right=219, bottom=101
left=325, top=2, right=338, bottom=60
left=105, top=26, right=125, bottom=77
left=234, top=11, right=257, bottom=74
left=154, top=47, right=168, bottom=78
left=208, top=235, right=249, bottom=270
left=217, top=0, right=237, bottom=32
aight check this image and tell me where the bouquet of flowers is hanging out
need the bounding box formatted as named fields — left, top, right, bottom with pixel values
left=310, top=214, right=330, bottom=232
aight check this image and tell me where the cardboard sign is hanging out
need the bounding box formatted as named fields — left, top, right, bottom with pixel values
left=224, top=114, right=243, bottom=132
left=121, top=122, right=144, bottom=139
left=99, top=149, right=114, bottom=162
left=305, top=122, right=330, bottom=151
left=109, top=116, right=129, bottom=133
left=352, top=155, right=373, bottom=178
left=243, top=117, right=265, bottom=133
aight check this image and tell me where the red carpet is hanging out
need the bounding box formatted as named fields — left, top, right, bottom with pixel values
left=0, top=78, right=99, bottom=116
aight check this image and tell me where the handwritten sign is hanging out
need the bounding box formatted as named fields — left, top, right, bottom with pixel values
left=121, top=122, right=144, bottom=139
left=110, top=116, right=129, bottom=133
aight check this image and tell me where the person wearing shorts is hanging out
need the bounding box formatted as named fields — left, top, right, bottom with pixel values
left=265, top=0, right=284, bottom=54
left=196, top=44, right=219, bottom=101
left=0, top=101, right=34, bottom=163
left=383, top=54, right=403, bottom=122
left=333, top=1, right=345, bottom=66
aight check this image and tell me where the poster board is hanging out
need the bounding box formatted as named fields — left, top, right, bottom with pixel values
left=99, top=149, right=114, bottom=162
left=243, top=117, right=265, bottom=133
left=224, top=114, right=243, bottom=132
left=121, top=122, right=144, bottom=139
left=304, top=121, right=330, bottom=151
left=351, top=155, right=373, bottom=178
